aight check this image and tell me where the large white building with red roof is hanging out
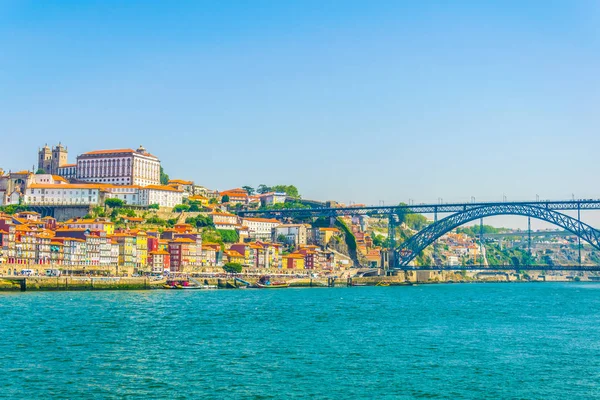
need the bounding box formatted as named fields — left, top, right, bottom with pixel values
left=76, top=145, right=161, bottom=186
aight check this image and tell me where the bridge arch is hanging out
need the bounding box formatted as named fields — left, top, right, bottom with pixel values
left=394, top=204, right=600, bottom=267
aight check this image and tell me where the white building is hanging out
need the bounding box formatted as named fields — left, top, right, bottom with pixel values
left=273, top=224, right=308, bottom=245
left=241, top=217, right=281, bottom=241
left=140, top=185, right=183, bottom=208
left=76, top=145, right=161, bottom=186
left=104, top=185, right=183, bottom=208
left=24, top=184, right=104, bottom=206
left=57, top=164, right=77, bottom=180
left=260, top=192, right=287, bottom=207
left=30, top=174, right=69, bottom=185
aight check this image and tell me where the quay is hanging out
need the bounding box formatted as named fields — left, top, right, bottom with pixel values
left=1, top=268, right=599, bottom=291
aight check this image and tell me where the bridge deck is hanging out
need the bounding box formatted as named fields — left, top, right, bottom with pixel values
left=237, top=199, right=600, bottom=218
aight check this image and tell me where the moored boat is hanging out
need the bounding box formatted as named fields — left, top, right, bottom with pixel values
left=256, top=282, right=289, bottom=288
left=256, top=275, right=289, bottom=288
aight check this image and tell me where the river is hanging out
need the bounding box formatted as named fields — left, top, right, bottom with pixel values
left=1, top=283, right=599, bottom=399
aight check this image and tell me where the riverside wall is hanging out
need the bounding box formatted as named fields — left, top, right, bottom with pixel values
left=0, top=276, right=163, bottom=291
left=1, top=269, right=597, bottom=292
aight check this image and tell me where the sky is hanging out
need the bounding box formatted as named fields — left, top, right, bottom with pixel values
left=1, top=1, right=599, bottom=228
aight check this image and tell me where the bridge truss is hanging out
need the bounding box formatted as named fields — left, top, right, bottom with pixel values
left=394, top=204, right=600, bottom=268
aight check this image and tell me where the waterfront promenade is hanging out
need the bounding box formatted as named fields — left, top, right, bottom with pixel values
left=1, top=268, right=598, bottom=291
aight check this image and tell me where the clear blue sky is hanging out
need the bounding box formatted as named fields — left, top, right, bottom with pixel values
left=1, top=1, right=599, bottom=220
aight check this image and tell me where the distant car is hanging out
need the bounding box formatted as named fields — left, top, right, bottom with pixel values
left=21, top=269, right=34, bottom=276
left=45, top=269, right=61, bottom=277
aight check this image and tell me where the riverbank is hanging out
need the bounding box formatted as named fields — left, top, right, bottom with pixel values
left=1, top=269, right=598, bottom=291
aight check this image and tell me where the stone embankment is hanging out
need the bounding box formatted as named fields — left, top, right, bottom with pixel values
left=0, top=276, right=163, bottom=291
left=0, top=269, right=597, bottom=291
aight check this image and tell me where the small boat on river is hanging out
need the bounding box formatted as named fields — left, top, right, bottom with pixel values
left=256, top=275, right=289, bottom=289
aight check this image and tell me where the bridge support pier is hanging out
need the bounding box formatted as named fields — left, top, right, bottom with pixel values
left=578, top=204, right=582, bottom=267
left=387, top=214, right=396, bottom=275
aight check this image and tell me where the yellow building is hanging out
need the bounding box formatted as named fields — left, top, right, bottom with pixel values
left=112, top=234, right=136, bottom=268
left=65, top=219, right=115, bottom=235
left=282, top=253, right=305, bottom=269
left=224, top=249, right=245, bottom=264
left=134, top=230, right=148, bottom=270
left=318, top=227, right=340, bottom=247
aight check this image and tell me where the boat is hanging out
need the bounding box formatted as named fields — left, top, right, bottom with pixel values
left=181, top=284, right=217, bottom=290
left=163, top=280, right=187, bottom=289
left=163, top=283, right=183, bottom=289
left=256, top=275, right=289, bottom=289
left=352, top=283, right=367, bottom=287
left=256, top=282, right=289, bottom=288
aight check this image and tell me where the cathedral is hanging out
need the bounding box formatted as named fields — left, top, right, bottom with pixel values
left=37, top=143, right=70, bottom=175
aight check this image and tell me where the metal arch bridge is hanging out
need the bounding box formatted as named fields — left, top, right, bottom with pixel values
left=236, top=199, right=600, bottom=219
left=394, top=203, right=600, bottom=268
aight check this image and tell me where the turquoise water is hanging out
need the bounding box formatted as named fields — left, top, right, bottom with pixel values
left=2, top=283, right=600, bottom=399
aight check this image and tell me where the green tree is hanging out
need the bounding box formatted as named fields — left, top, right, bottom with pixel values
left=223, top=263, right=243, bottom=274
left=209, top=198, right=218, bottom=204
left=218, top=229, right=239, bottom=243
left=146, top=216, right=166, bottom=226
left=185, top=215, right=214, bottom=229
left=35, top=168, right=46, bottom=175
left=271, top=185, right=300, bottom=198
left=160, top=166, right=169, bottom=185
left=257, top=184, right=271, bottom=194
left=167, top=218, right=178, bottom=227
left=276, top=234, right=287, bottom=243
left=188, top=202, right=200, bottom=212
left=105, top=198, right=124, bottom=208
left=221, top=195, right=230, bottom=203
left=148, top=204, right=160, bottom=210
left=242, top=186, right=255, bottom=195
left=173, top=204, right=190, bottom=213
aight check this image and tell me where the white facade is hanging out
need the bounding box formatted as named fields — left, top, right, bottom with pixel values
left=30, top=174, right=68, bottom=185
left=57, top=164, right=77, bottom=180
left=141, top=186, right=183, bottom=208
left=273, top=224, right=308, bottom=245
left=76, top=146, right=161, bottom=187
left=105, top=186, right=141, bottom=206
left=24, top=184, right=103, bottom=206
left=241, top=218, right=281, bottom=241
left=260, top=192, right=287, bottom=207
left=104, top=185, right=182, bottom=208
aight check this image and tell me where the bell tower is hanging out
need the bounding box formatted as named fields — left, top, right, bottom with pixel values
left=51, top=143, right=68, bottom=174
left=38, top=144, right=52, bottom=173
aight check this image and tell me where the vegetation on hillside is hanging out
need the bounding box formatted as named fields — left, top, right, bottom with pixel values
left=160, top=166, right=169, bottom=185
left=457, top=225, right=509, bottom=236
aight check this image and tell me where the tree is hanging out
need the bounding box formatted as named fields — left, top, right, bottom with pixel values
left=272, top=185, right=300, bottom=198
left=160, top=166, right=169, bottom=185
left=209, top=198, right=218, bottom=205
left=185, top=215, right=214, bottom=229
left=257, top=184, right=271, bottom=194
left=146, top=216, right=166, bottom=226
left=223, top=263, right=243, bottom=274
left=148, top=204, right=160, bottom=210
left=35, top=168, right=46, bottom=175
left=105, top=198, right=124, bottom=208
left=173, top=204, right=190, bottom=213
left=221, top=195, right=230, bottom=203
left=189, top=202, right=200, bottom=212
left=276, top=234, right=288, bottom=244
left=218, top=229, right=239, bottom=243
left=242, top=186, right=255, bottom=195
